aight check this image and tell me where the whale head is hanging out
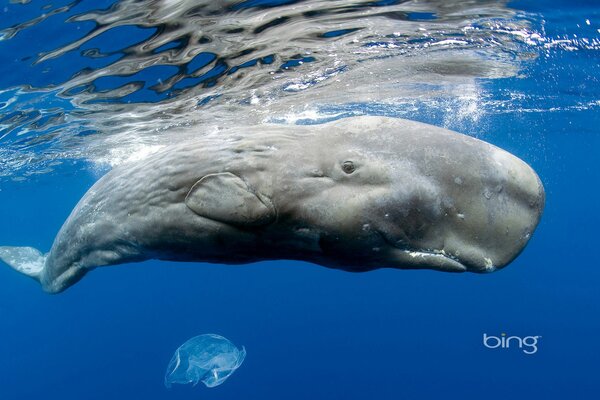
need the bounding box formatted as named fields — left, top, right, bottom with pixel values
left=276, top=117, right=545, bottom=273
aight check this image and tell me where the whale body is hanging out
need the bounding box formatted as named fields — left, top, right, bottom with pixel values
left=0, top=117, right=545, bottom=293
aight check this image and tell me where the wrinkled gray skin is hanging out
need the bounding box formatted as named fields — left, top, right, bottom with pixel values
left=1, top=117, right=544, bottom=293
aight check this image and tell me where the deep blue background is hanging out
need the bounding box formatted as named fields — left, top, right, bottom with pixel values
left=1, top=1, right=599, bottom=399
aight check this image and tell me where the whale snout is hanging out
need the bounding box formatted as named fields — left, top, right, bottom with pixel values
left=443, top=149, right=545, bottom=272
left=380, top=135, right=545, bottom=274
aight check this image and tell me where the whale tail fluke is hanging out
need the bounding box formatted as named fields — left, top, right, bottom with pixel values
left=0, top=246, right=46, bottom=282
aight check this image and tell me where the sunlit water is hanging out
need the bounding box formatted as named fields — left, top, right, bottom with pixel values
left=0, top=1, right=599, bottom=399
left=1, top=0, right=597, bottom=178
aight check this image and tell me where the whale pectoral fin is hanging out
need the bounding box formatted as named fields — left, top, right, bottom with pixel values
left=185, top=172, right=275, bottom=226
left=0, top=246, right=46, bottom=281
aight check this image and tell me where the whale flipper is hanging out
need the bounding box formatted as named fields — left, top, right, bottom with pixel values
left=0, top=246, right=46, bottom=281
left=185, top=172, right=275, bottom=226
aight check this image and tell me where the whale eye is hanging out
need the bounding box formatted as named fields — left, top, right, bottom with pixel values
left=341, top=161, right=356, bottom=174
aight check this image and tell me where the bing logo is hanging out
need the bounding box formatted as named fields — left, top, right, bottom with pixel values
left=483, top=333, right=541, bottom=355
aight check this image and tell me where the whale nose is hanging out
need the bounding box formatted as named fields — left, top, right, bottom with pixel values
left=447, top=150, right=545, bottom=272
left=495, top=154, right=545, bottom=266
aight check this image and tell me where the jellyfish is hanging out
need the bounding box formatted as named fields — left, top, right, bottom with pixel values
left=164, top=334, right=246, bottom=389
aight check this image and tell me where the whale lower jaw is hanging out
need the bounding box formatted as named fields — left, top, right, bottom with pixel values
left=388, top=247, right=498, bottom=273
left=379, top=229, right=498, bottom=273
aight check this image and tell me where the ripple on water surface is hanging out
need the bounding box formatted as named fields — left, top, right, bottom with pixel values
left=0, top=0, right=598, bottom=178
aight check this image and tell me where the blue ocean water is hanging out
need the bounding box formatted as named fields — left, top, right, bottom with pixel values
left=0, top=1, right=599, bottom=399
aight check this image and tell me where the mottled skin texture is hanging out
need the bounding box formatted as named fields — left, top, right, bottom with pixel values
left=3, top=117, right=545, bottom=293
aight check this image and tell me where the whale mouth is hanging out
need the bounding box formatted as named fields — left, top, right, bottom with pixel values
left=378, top=231, right=479, bottom=273
left=389, top=247, right=469, bottom=272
